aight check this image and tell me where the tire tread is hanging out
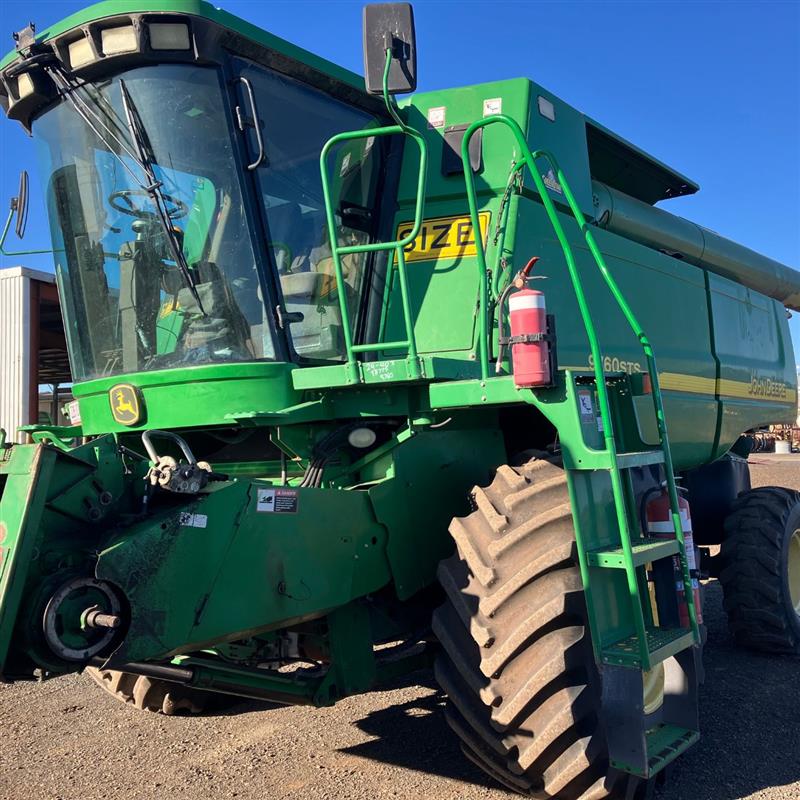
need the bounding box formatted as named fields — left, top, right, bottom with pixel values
left=433, top=454, right=634, bottom=799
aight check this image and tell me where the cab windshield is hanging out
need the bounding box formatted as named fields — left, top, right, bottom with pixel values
left=34, top=60, right=391, bottom=382
left=35, top=64, right=269, bottom=382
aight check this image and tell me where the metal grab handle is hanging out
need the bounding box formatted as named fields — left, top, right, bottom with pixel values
left=319, top=123, right=427, bottom=383
left=141, top=429, right=198, bottom=466
left=235, top=76, right=264, bottom=171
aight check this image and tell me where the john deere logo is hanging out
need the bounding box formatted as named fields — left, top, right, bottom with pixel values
left=109, top=384, right=142, bottom=426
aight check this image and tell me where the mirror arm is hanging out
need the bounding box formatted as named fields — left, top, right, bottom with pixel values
left=0, top=204, right=57, bottom=257
left=382, top=49, right=406, bottom=130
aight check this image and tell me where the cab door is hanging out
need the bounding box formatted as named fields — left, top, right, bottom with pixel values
left=231, top=58, right=393, bottom=364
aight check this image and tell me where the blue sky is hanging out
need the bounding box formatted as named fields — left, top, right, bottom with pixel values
left=1, top=0, right=798, bottom=342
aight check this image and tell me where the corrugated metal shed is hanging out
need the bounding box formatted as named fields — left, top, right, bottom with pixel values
left=0, top=267, right=31, bottom=443
left=0, top=266, right=71, bottom=442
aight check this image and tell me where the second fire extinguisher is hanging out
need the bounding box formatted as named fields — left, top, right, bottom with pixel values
left=645, top=482, right=703, bottom=627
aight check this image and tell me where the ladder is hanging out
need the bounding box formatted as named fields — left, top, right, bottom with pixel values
left=459, top=114, right=700, bottom=674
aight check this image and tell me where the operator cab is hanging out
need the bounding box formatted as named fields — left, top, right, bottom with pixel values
left=1, top=7, right=397, bottom=382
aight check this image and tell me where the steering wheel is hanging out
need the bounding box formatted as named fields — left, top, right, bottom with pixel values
left=108, top=188, right=188, bottom=220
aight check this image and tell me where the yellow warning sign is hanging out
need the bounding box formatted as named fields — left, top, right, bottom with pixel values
left=395, top=212, right=490, bottom=263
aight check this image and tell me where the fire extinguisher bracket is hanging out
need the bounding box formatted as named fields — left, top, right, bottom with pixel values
left=499, top=332, right=554, bottom=345
left=502, top=313, right=558, bottom=389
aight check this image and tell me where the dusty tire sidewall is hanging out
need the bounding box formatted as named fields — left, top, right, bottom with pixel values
left=779, top=498, right=800, bottom=638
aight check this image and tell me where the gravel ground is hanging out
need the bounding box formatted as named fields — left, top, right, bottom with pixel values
left=1, top=456, right=799, bottom=800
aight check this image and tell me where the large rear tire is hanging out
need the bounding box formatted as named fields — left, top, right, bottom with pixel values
left=432, top=454, right=651, bottom=800
left=85, top=667, right=219, bottom=715
left=720, top=486, right=800, bottom=655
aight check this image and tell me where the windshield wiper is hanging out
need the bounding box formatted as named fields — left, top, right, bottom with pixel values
left=118, top=80, right=206, bottom=315
left=43, top=63, right=206, bottom=314
left=45, top=63, right=146, bottom=187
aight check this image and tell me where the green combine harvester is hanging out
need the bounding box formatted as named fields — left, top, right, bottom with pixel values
left=2, top=2, right=799, bottom=797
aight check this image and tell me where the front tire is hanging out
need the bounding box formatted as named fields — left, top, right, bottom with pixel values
left=720, top=487, right=800, bottom=654
left=432, top=455, right=649, bottom=800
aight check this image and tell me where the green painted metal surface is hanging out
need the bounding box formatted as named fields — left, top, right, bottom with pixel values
left=0, top=446, right=55, bottom=672
left=96, top=480, right=391, bottom=661
left=0, top=436, right=129, bottom=677
left=610, top=724, right=700, bottom=778
left=368, top=423, right=506, bottom=600
left=73, top=363, right=300, bottom=434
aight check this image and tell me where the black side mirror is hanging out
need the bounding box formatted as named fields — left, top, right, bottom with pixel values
left=363, top=3, right=417, bottom=95
left=12, top=170, right=29, bottom=239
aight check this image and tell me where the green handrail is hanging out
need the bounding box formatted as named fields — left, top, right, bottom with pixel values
left=460, top=114, right=699, bottom=664
left=541, top=152, right=699, bottom=644
left=318, top=50, right=428, bottom=383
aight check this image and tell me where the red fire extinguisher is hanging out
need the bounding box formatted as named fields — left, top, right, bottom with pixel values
left=503, top=257, right=551, bottom=388
left=645, top=483, right=703, bottom=626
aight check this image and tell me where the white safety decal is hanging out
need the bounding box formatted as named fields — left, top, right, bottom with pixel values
left=179, top=512, right=208, bottom=529
left=427, top=106, right=446, bottom=129
left=257, top=488, right=299, bottom=514
left=578, top=391, right=594, bottom=418
left=483, top=98, right=502, bottom=116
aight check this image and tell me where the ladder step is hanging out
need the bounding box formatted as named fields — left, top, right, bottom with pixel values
left=615, top=450, right=666, bottom=469
left=611, top=724, right=699, bottom=778
left=587, top=538, right=681, bottom=569
left=601, top=627, right=695, bottom=668
left=569, top=450, right=666, bottom=471
left=645, top=724, right=699, bottom=774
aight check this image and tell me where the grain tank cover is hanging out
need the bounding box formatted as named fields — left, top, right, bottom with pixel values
left=586, top=118, right=699, bottom=205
